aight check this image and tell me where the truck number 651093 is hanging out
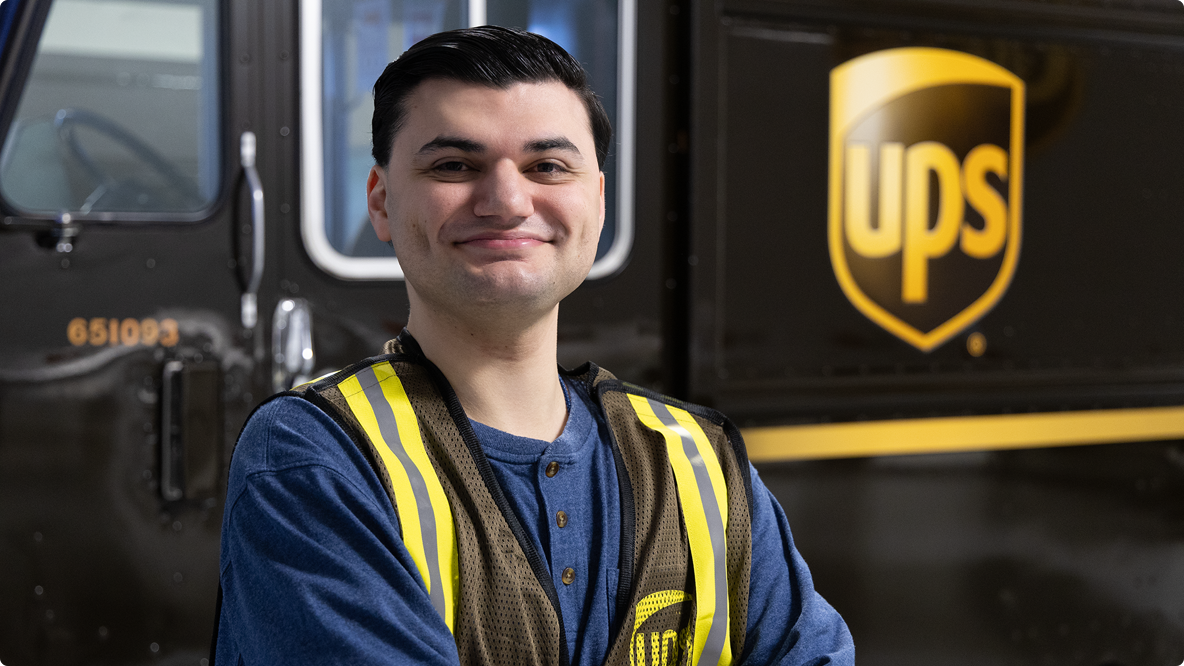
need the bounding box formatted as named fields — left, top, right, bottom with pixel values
left=67, top=317, right=179, bottom=348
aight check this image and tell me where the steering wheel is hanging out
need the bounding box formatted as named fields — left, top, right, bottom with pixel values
left=53, top=108, right=206, bottom=212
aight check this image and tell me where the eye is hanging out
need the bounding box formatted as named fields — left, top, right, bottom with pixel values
left=434, top=160, right=470, bottom=173
left=532, top=161, right=568, bottom=175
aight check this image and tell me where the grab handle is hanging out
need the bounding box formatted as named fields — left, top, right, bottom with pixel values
left=239, top=131, right=265, bottom=329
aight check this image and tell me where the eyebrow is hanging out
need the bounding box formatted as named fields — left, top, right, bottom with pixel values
left=415, top=135, right=584, bottom=159
left=525, top=137, right=582, bottom=157
left=417, top=136, right=486, bottom=155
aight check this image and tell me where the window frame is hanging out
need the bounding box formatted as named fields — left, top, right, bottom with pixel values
left=0, top=0, right=227, bottom=225
left=0, top=0, right=46, bottom=178
left=298, top=0, right=636, bottom=280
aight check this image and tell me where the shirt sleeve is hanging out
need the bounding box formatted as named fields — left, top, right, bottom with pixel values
left=215, top=397, right=459, bottom=666
left=741, top=464, right=855, bottom=666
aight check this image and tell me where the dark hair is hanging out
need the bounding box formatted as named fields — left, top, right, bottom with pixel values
left=371, top=26, right=612, bottom=169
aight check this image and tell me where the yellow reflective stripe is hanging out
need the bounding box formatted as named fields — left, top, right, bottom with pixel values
left=663, top=406, right=729, bottom=533
left=369, top=363, right=459, bottom=630
left=628, top=395, right=732, bottom=666
left=339, top=373, right=429, bottom=592
left=338, top=362, right=458, bottom=632
left=289, top=369, right=338, bottom=392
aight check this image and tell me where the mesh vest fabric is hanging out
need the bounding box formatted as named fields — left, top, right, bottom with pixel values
left=299, top=336, right=753, bottom=666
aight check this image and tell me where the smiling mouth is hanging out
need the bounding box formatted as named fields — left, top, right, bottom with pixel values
left=455, top=235, right=549, bottom=251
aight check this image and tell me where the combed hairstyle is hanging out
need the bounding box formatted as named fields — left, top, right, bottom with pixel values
left=371, top=26, right=612, bottom=169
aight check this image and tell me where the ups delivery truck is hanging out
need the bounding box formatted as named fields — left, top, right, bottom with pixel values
left=0, top=0, right=1181, bottom=663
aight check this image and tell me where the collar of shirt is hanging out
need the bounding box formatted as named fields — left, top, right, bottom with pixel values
left=471, top=377, right=595, bottom=464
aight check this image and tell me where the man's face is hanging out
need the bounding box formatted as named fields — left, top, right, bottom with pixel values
left=367, top=79, right=605, bottom=321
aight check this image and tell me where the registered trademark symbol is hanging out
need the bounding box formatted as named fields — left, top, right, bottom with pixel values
left=967, top=332, right=987, bottom=357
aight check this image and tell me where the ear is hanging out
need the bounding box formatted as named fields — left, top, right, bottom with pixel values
left=366, top=165, right=392, bottom=243
left=597, top=171, right=606, bottom=235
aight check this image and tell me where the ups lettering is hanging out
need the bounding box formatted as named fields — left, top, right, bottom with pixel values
left=843, top=141, right=1009, bottom=303
left=632, top=628, right=691, bottom=666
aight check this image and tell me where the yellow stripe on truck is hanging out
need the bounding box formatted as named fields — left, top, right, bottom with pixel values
left=743, top=405, right=1184, bottom=461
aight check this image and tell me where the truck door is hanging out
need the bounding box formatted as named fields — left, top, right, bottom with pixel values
left=0, top=0, right=266, bottom=662
left=0, top=0, right=667, bottom=661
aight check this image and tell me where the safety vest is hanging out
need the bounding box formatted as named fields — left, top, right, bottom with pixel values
left=294, top=332, right=754, bottom=666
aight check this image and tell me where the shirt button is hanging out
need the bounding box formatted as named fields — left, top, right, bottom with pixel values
left=556, top=510, right=568, bottom=528
left=545, top=461, right=559, bottom=477
left=561, top=567, right=575, bottom=585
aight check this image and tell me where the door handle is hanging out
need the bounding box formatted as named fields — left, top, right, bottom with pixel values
left=239, top=131, right=265, bottom=329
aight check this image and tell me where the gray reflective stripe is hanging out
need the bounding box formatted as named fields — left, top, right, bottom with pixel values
left=356, top=365, right=447, bottom=621
left=651, top=399, right=729, bottom=666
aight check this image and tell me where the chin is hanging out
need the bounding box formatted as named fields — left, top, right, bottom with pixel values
left=461, top=269, right=582, bottom=311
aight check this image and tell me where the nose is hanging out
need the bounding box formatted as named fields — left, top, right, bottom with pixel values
left=473, top=160, right=534, bottom=222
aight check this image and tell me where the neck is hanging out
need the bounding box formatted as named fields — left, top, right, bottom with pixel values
left=406, top=294, right=567, bottom=441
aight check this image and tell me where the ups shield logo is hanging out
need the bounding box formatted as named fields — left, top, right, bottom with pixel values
left=828, top=48, right=1025, bottom=351
left=629, top=590, right=694, bottom=666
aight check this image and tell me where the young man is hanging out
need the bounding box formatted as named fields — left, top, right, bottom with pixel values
left=215, top=26, right=853, bottom=666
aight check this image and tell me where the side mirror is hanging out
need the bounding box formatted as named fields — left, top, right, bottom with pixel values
left=272, top=298, right=314, bottom=393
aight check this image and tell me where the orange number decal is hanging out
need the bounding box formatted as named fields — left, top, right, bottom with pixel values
left=141, top=318, right=160, bottom=346
left=73, top=317, right=179, bottom=347
left=120, top=318, right=140, bottom=346
left=159, top=318, right=179, bottom=347
left=67, top=318, right=88, bottom=346
left=89, top=318, right=108, bottom=346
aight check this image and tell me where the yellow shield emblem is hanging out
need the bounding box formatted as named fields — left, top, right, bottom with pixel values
left=828, top=48, right=1025, bottom=351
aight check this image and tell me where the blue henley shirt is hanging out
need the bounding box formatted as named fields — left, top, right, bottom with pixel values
left=216, top=378, right=854, bottom=665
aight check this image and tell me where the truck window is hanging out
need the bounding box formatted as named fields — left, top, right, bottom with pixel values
left=0, top=0, right=221, bottom=217
left=301, top=0, right=634, bottom=279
